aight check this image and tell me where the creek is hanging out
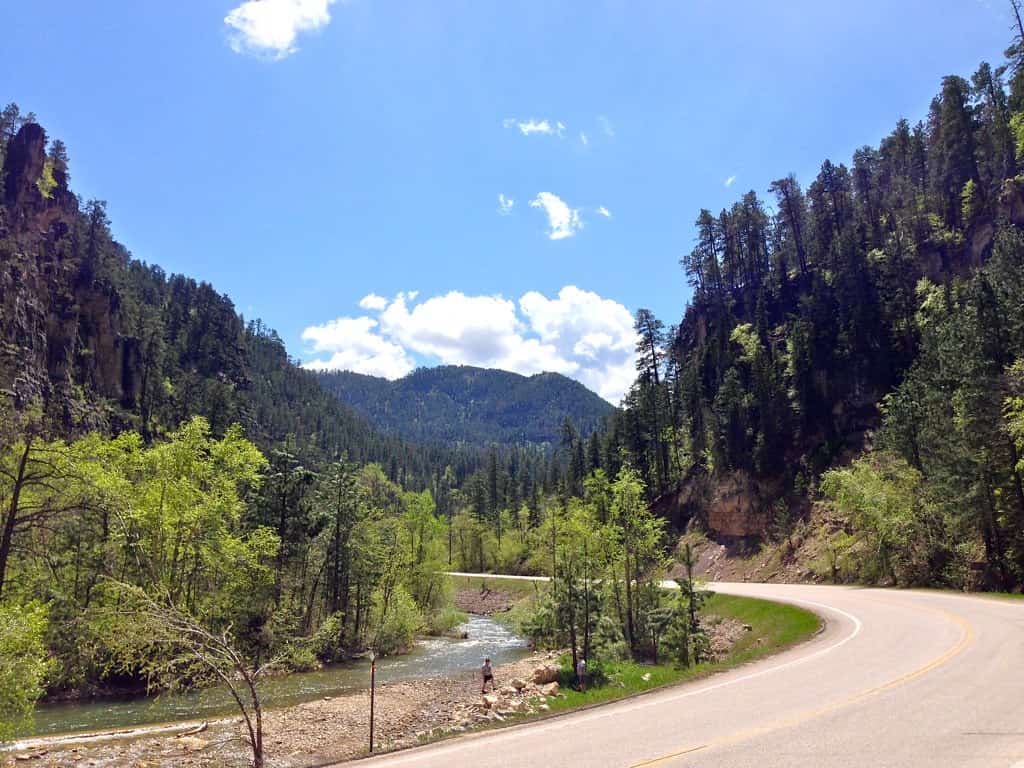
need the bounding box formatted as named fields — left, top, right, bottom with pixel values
left=30, top=615, right=528, bottom=738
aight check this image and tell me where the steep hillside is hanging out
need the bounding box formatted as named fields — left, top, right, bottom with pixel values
left=610, top=50, right=1024, bottom=589
left=317, top=365, right=614, bottom=446
left=0, top=115, right=455, bottom=487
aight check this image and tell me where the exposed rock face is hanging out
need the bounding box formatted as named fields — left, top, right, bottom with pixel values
left=0, top=123, right=148, bottom=431
left=655, top=466, right=770, bottom=539
left=1000, top=176, right=1024, bottom=228
left=705, top=470, right=769, bottom=537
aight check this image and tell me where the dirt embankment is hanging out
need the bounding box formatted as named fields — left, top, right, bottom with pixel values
left=454, top=586, right=517, bottom=615
left=674, top=507, right=840, bottom=585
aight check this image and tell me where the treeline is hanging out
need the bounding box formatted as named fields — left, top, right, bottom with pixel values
left=605, top=5, right=1024, bottom=590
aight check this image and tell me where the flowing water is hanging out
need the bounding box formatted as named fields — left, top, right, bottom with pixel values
left=31, top=615, right=528, bottom=738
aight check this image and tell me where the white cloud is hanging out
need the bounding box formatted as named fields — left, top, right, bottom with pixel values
left=529, top=192, right=583, bottom=240
left=598, top=115, right=615, bottom=137
left=519, top=286, right=638, bottom=402
left=579, top=131, right=589, bottom=146
left=596, top=206, right=611, bottom=218
left=301, top=316, right=415, bottom=379
left=301, top=286, right=640, bottom=402
left=518, top=119, right=554, bottom=136
left=358, top=293, right=388, bottom=311
left=724, top=175, right=737, bottom=187
left=497, top=193, right=515, bottom=216
left=504, top=118, right=566, bottom=138
left=225, top=0, right=336, bottom=59
left=378, top=291, right=525, bottom=364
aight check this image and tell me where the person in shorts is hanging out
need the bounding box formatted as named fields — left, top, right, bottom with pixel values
left=481, top=657, right=494, bottom=693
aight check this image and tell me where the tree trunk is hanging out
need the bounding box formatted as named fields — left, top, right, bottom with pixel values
left=0, top=438, right=31, bottom=600
left=623, top=550, right=635, bottom=653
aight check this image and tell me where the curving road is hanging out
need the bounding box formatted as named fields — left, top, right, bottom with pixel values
left=353, top=582, right=1024, bottom=767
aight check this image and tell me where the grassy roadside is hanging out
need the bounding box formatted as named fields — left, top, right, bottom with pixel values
left=543, top=593, right=821, bottom=714
left=444, top=575, right=820, bottom=722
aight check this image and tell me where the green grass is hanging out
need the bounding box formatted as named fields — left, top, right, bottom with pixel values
left=543, top=593, right=820, bottom=714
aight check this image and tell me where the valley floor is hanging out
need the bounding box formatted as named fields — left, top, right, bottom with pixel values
left=6, top=594, right=810, bottom=768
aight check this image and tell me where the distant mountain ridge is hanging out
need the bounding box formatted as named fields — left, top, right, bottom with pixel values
left=317, top=365, right=615, bottom=446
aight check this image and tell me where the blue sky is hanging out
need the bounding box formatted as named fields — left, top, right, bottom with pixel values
left=0, top=0, right=1011, bottom=401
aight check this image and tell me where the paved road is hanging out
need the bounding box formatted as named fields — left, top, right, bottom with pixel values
left=356, top=581, right=1024, bottom=767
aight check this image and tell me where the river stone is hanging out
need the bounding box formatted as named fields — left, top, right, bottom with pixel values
left=510, top=677, right=528, bottom=691
left=481, top=694, right=500, bottom=709
left=179, top=736, right=209, bottom=752
left=540, top=682, right=560, bottom=696
left=532, top=664, right=559, bottom=684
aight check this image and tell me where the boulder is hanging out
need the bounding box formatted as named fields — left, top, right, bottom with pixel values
left=540, top=682, right=560, bottom=696
left=499, top=684, right=518, bottom=696
left=481, top=694, right=500, bottom=709
left=179, top=736, right=209, bottom=752
left=532, top=664, right=560, bottom=684
left=510, top=677, right=528, bottom=691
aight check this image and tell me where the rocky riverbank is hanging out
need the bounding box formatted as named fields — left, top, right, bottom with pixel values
left=8, top=614, right=748, bottom=768
left=6, top=650, right=562, bottom=768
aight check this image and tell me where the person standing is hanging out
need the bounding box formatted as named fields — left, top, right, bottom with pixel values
left=481, top=657, right=494, bottom=693
left=576, top=657, right=587, bottom=692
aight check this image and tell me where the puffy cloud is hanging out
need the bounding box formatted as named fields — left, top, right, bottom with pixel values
left=301, top=286, right=639, bottom=402
left=596, top=206, right=611, bottom=218
left=377, top=291, right=524, bottom=363
left=529, top=192, right=583, bottom=240
left=358, top=293, right=389, bottom=310
left=504, top=118, right=566, bottom=137
left=519, top=286, right=637, bottom=401
left=301, top=316, right=415, bottom=379
left=225, top=0, right=336, bottom=59
left=497, top=193, right=515, bottom=216
left=724, top=175, right=737, bottom=187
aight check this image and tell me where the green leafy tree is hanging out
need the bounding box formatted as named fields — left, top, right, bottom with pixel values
left=0, top=601, right=49, bottom=742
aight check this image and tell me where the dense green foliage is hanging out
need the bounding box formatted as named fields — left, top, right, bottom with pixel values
left=318, top=366, right=613, bottom=447
left=0, top=601, right=49, bottom=741
left=605, top=16, right=1024, bottom=590
left=513, top=468, right=707, bottom=672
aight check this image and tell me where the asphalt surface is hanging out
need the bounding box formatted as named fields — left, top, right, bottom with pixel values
left=354, top=581, right=1024, bottom=767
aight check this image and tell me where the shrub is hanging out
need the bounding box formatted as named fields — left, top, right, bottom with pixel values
left=372, top=585, right=424, bottom=656
left=0, top=602, right=51, bottom=741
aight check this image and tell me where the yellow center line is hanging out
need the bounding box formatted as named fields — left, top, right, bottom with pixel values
left=630, top=598, right=975, bottom=768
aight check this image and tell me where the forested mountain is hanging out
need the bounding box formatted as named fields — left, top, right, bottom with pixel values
left=607, top=26, right=1024, bottom=589
left=0, top=105, right=584, bottom=715
left=317, top=366, right=614, bottom=446
left=0, top=112, right=478, bottom=490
